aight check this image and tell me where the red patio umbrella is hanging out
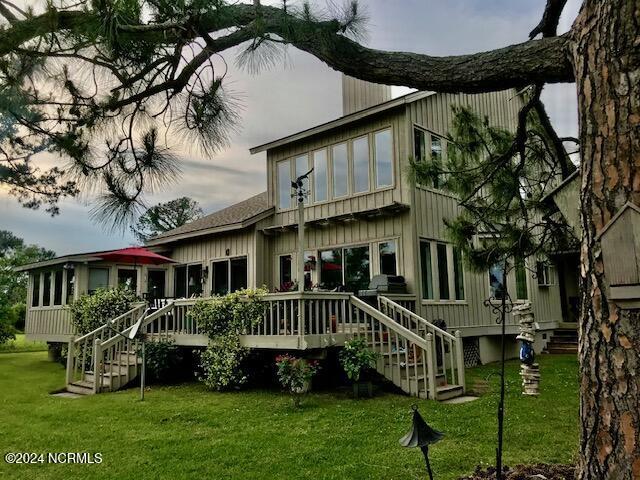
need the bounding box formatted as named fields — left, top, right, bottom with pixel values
left=96, top=247, right=176, bottom=265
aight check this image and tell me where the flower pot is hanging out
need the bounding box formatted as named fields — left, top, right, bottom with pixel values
left=352, top=381, right=373, bottom=398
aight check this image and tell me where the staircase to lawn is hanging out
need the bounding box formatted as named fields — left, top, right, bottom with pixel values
left=64, top=295, right=465, bottom=401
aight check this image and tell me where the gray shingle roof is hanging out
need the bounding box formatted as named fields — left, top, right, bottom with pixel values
left=148, top=191, right=271, bottom=244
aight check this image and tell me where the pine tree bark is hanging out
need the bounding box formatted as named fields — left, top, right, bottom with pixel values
left=573, top=0, right=640, bottom=478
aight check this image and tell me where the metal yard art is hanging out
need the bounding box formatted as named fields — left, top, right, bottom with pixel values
left=399, top=404, right=444, bottom=480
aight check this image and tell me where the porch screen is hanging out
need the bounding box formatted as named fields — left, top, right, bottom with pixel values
left=42, top=271, right=51, bottom=306
left=88, top=268, right=109, bottom=294
left=53, top=270, right=63, bottom=305
left=31, top=273, right=40, bottom=307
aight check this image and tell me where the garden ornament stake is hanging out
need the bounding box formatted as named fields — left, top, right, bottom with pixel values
left=399, top=404, right=444, bottom=480
left=483, top=259, right=513, bottom=480
left=292, top=168, right=313, bottom=293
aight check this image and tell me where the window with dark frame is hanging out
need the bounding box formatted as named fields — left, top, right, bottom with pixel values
left=42, top=271, right=51, bottom=306
left=420, top=242, right=434, bottom=300
left=279, top=255, right=292, bottom=289
left=32, top=273, right=40, bottom=307
left=174, top=266, right=187, bottom=298
left=379, top=241, right=397, bottom=276
left=436, top=243, right=450, bottom=300
left=53, top=270, right=63, bottom=305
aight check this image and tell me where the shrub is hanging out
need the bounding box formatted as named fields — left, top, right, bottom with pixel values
left=189, top=288, right=267, bottom=391
left=10, top=302, right=26, bottom=331
left=275, top=355, right=320, bottom=408
left=140, top=339, right=183, bottom=383
left=339, top=337, right=378, bottom=382
left=69, top=288, right=138, bottom=335
left=0, top=310, right=16, bottom=345
left=198, top=335, right=249, bottom=391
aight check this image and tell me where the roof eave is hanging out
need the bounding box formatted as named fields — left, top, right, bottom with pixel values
left=249, top=91, right=434, bottom=154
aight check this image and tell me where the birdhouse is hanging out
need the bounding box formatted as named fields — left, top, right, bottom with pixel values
left=597, top=202, right=640, bottom=308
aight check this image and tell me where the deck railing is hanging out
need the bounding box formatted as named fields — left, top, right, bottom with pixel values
left=378, top=296, right=465, bottom=390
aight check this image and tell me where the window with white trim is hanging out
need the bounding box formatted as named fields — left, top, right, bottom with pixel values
left=420, top=240, right=464, bottom=301
left=295, top=154, right=310, bottom=205
left=277, top=160, right=291, bottom=209
left=536, top=261, right=555, bottom=286
left=332, top=143, right=348, bottom=198
left=413, top=127, right=448, bottom=189
left=313, top=149, right=328, bottom=202
left=374, top=129, right=393, bottom=188
left=352, top=136, right=370, bottom=193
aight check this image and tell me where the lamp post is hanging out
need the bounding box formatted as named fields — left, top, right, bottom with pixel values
left=399, top=405, right=444, bottom=480
left=292, top=169, right=313, bottom=292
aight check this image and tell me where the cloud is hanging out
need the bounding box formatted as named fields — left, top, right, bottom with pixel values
left=2, top=0, right=581, bottom=253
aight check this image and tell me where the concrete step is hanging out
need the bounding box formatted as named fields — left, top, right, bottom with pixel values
left=66, top=382, right=94, bottom=395
left=436, top=384, right=464, bottom=401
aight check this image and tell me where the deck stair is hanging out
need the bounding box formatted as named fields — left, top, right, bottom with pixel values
left=350, top=296, right=465, bottom=400
left=65, top=302, right=174, bottom=395
left=544, top=328, right=578, bottom=354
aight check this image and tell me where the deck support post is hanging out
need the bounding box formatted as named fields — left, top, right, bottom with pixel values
left=65, top=336, right=75, bottom=385
left=455, top=330, right=465, bottom=393
left=93, top=338, right=102, bottom=394
left=425, top=333, right=437, bottom=400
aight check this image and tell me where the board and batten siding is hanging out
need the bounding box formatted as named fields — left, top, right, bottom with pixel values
left=167, top=228, right=257, bottom=296
left=270, top=212, right=414, bottom=292
left=406, top=90, right=561, bottom=332
left=267, top=109, right=410, bottom=227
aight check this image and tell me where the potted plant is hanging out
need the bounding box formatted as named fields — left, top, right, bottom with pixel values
left=275, top=355, right=320, bottom=408
left=339, top=337, right=379, bottom=398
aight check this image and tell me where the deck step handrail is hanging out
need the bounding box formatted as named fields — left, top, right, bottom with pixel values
left=101, top=301, right=175, bottom=350
left=378, top=296, right=456, bottom=341
left=350, top=296, right=430, bottom=350
left=73, top=302, right=146, bottom=344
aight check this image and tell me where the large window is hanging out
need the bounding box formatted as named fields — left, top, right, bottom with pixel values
left=174, top=266, right=187, bottom=298
left=53, top=270, right=63, bottom=305
left=413, top=128, right=448, bottom=189
left=313, top=150, right=328, bottom=202
left=374, top=129, right=393, bottom=188
left=352, top=136, right=370, bottom=193
left=89, top=267, right=109, bottom=294
left=211, top=257, right=248, bottom=296
left=187, top=264, right=203, bottom=297
left=420, top=240, right=464, bottom=302
left=277, top=160, right=291, bottom=209
left=420, top=242, right=434, bottom=300
left=379, top=241, right=397, bottom=276
left=295, top=154, right=310, bottom=204
left=279, top=255, right=292, bottom=289
left=31, top=273, right=40, bottom=307
left=319, top=245, right=370, bottom=293
left=488, top=259, right=528, bottom=301
left=332, top=143, right=348, bottom=197
left=118, top=269, right=137, bottom=291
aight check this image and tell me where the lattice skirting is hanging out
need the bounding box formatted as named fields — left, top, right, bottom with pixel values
left=463, top=337, right=481, bottom=368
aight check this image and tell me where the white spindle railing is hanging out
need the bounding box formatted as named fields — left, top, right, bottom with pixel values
left=378, top=296, right=465, bottom=391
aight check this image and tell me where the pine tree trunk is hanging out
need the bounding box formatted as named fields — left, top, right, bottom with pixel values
left=573, top=0, right=640, bottom=478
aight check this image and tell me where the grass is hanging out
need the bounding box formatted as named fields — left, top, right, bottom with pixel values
left=0, top=334, right=47, bottom=353
left=0, top=352, right=579, bottom=480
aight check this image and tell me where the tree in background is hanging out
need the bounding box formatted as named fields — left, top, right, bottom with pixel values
left=0, top=0, right=637, bottom=476
left=131, top=197, right=203, bottom=243
left=0, top=230, right=55, bottom=334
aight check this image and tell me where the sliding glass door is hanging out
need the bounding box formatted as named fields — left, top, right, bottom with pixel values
left=211, top=257, right=248, bottom=296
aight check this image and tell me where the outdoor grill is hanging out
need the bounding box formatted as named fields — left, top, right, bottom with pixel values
left=358, top=274, right=407, bottom=299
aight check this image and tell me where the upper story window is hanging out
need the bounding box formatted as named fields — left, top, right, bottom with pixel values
left=295, top=154, right=310, bottom=205
left=313, top=149, right=328, bottom=202
left=374, top=129, right=393, bottom=188
left=277, top=160, right=291, bottom=209
left=352, top=136, right=370, bottom=193
left=332, top=143, right=349, bottom=198
left=413, top=127, right=448, bottom=189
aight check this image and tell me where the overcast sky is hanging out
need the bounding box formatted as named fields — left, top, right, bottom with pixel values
left=0, top=0, right=582, bottom=255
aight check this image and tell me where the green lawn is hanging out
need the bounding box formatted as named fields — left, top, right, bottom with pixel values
left=0, top=334, right=47, bottom=353
left=0, top=352, right=579, bottom=480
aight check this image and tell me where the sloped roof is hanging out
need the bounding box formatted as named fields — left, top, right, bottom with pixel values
left=146, top=191, right=272, bottom=246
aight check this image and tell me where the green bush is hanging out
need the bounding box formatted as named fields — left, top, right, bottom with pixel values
left=69, top=288, right=138, bottom=335
left=10, top=302, right=26, bottom=331
left=140, top=339, right=183, bottom=383
left=275, top=355, right=320, bottom=408
left=339, top=337, right=379, bottom=382
left=189, top=288, right=267, bottom=391
left=198, top=335, right=249, bottom=391
left=0, top=310, right=16, bottom=345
